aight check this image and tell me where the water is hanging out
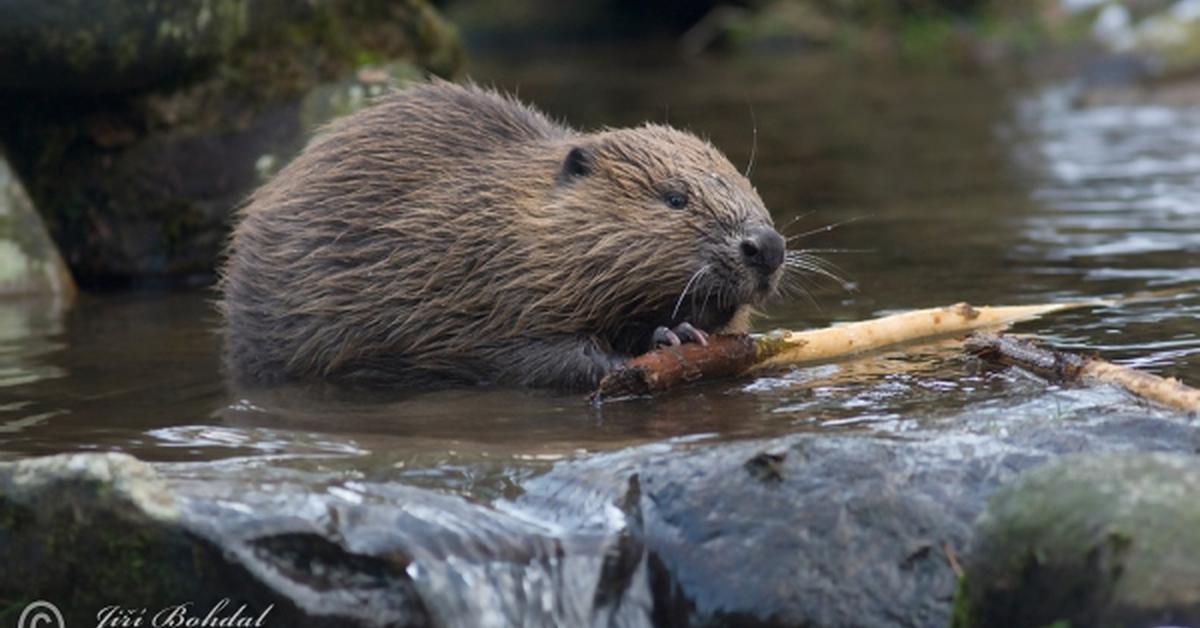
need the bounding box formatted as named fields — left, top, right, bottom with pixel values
left=1, top=49, right=1198, bottom=496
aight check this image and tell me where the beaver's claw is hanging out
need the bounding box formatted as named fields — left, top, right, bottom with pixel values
left=652, top=322, right=710, bottom=348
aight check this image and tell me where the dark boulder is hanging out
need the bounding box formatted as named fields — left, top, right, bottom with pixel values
left=0, top=0, right=463, bottom=286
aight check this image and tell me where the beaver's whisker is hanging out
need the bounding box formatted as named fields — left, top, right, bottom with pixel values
left=786, top=256, right=842, bottom=276
left=790, top=252, right=853, bottom=283
left=786, top=258, right=853, bottom=291
left=781, top=272, right=821, bottom=310
left=778, top=212, right=813, bottom=237
left=786, top=257, right=841, bottom=278
left=786, top=248, right=871, bottom=254
left=672, top=265, right=710, bottom=321
left=744, top=105, right=758, bottom=179
left=690, top=270, right=707, bottom=314
left=786, top=215, right=870, bottom=243
left=787, top=249, right=845, bottom=266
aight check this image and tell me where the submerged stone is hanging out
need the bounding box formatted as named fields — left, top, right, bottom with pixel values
left=956, top=452, right=1200, bottom=628
left=0, top=152, right=74, bottom=298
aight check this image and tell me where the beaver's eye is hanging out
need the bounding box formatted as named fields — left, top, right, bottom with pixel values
left=664, top=192, right=688, bottom=210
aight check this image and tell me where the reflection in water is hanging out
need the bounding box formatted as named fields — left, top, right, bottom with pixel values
left=0, top=298, right=66, bottom=388
left=0, top=51, right=1197, bottom=496
left=0, top=298, right=67, bottom=445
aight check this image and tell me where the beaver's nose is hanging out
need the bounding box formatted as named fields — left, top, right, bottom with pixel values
left=740, top=227, right=785, bottom=276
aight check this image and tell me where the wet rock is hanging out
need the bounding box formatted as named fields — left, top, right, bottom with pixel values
left=0, top=452, right=650, bottom=627
left=0, top=0, right=248, bottom=95
left=513, top=416, right=1200, bottom=627
left=0, top=0, right=463, bottom=285
left=0, top=152, right=74, bottom=297
left=0, top=453, right=301, bottom=626
left=7, top=418, right=1200, bottom=627
left=956, top=452, right=1200, bottom=628
left=0, top=0, right=463, bottom=96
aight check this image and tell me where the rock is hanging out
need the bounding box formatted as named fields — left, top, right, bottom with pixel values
left=0, top=452, right=647, bottom=627
left=0, top=152, right=74, bottom=297
left=955, top=452, right=1200, bottom=628
left=0, top=0, right=248, bottom=94
left=6, top=417, right=1200, bottom=627
left=0, top=0, right=463, bottom=285
left=0, top=0, right=464, bottom=96
left=511, top=416, right=1200, bottom=627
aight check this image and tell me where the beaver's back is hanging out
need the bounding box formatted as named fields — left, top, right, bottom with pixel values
left=220, top=82, right=574, bottom=385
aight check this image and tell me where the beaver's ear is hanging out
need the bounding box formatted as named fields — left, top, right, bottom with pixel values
left=558, top=146, right=593, bottom=183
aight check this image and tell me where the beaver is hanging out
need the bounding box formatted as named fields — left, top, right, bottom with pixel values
left=219, top=81, right=786, bottom=391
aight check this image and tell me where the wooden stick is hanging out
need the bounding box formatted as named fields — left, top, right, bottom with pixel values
left=592, top=300, right=1105, bottom=401
left=751, top=302, right=1104, bottom=371
left=965, top=333, right=1200, bottom=413
left=592, top=334, right=759, bottom=400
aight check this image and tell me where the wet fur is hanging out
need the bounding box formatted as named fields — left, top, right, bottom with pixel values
left=220, top=81, right=778, bottom=390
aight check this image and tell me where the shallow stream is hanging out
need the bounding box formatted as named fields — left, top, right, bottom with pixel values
left=2, top=49, right=1198, bottom=501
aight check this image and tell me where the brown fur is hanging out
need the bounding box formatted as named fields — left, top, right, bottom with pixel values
left=219, top=81, right=781, bottom=390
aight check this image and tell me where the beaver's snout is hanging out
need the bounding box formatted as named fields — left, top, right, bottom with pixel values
left=739, top=226, right=786, bottom=277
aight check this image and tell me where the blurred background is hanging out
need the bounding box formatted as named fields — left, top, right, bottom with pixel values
left=2, top=0, right=1197, bottom=290
left=0, top=0, right=1198, bottom=462
left=2, top=0, right=1198, bottom=290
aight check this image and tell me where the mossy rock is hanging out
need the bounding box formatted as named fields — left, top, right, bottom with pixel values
left=0, top=152, right=74, bottom=298
left=0, top=453, right=431, bottom=627
left=0, top=453, right=216, bottom=622
left=955, top=453, right=1200, bottom=628
left=0, top=0, right=463, bottom=284
left=0, top=0, right=464, bottom=95
left=0, top=0, right=249, bottom=94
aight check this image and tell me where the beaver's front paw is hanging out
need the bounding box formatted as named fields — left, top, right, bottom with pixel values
left=652, top=322, right=710, bottom=348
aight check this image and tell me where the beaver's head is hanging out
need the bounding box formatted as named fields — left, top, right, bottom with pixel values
left=545, top=124, right=785, bottom=353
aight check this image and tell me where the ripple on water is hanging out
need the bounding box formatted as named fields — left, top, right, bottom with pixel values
left=1004, top=81, right=1200, bottom=384
left=1014, top=84, right=1200, bottom=269
left=1, top=57, right=1198, bottom=488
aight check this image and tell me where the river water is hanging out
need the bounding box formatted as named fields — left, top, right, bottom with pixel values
left=1, top=50, right=1197, bottom=500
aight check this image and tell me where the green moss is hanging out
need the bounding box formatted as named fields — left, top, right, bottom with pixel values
left=1, top=483, right=193, bottom=610
left=0, top=598, right=35, bottom=624
left=61, top=29, right=99, bottom=74
left=950, top=576, right=973, bottom=628
left=896, top=16, right=960, bottom=66
left=963, top=454, right=1200, bottom=626
left=211, top=0, right=460, bottom=107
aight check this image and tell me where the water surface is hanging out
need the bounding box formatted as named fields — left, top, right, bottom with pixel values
left=2, top=49, right=1197, bottom=497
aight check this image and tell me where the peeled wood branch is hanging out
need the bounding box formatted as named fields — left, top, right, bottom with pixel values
left=593, top=301, right=1105, bottom=401
left=965, top=332, right=1200, bottom=413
